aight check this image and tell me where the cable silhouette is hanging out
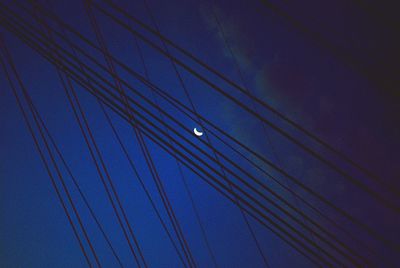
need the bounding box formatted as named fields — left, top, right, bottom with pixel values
left=3, top=6, right=388, bottom=256
left=0, top=11, right=376, bottom=264
left=129, top=12, right=220, bottom=267
left=30, top=19, right=146, bottom=265
left=98, top=0, right=398, bottom=198
left=1, top=7, right=386, bottom=260
left=0, top=20, right=336, bottom=267
left=0, top=16, right=376, bottom=266
left=17, top=5, right=395, bottom=255
left=0, top=40, right=94, bottom=268
left=141, top=0, right=270, bottom=266
left=2, top=1, right=397, bottom=266
left=49, top=4, right=191, bottom=265
left=2, top=40, right=105, bottom=268
left=209, top=0, right=328, bottom=263
left=84, top=2, right=197, bottom=266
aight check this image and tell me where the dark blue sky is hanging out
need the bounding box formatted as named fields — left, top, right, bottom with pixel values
left=1, top=0, right=399, bottom=267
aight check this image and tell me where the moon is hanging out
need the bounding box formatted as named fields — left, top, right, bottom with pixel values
left=193, top=127, right=203, bottom=137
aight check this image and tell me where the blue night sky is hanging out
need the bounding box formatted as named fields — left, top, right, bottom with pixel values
left=0, top=0, right=399, bottom=267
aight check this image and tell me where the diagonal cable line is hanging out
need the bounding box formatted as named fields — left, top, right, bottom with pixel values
left=0, top=41, right=94, bottom=268
left=83, top=2, right=197, bottom=266
left=53, top=9, right=189, bottom=265
left=209, top=0, right=326, bottom=261
left=1, top=40, right=104, bottom=268
left=30, top=9, right=148, bottom=267
left=57, top=14, right=190, bottom=265
left=0, top=17, right=372, bottom=266
left=141, top=0, right=270, bottom=266
left=35, top=105, right=125, bottom=268
left=0, top=7, right=388, bottom=260
left=15, top=3, right=396, bottom=254
left=97, top=0, right=398, bottom=197
left=0, top=6, right=378, bottom=252
left=0, top=20, right=338, bottom=267
left=0, top=9, right=378, bottom=262
left=33, top=26, right=144, bottom=266
left=129, top=15, right=220, bottom=268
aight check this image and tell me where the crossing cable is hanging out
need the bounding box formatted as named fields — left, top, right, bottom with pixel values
left=0, top=9, right=388, bottom=262
left=85, top=76, right=331, bottom=267
left=209, top=0, right=326, bottom=261
left=31, top=12, right=147, bottom=268
left=5, top=28, right=124, bottom=266
left=40, top=4, right=189, bottom=264
left=1, top=40, right=103, bottom=268
left=30, top=5, right=396, bottom=252
left=63, top=66, right=144, bottom=267
left=0, top=12, right=198, bottom=266
left=207, top=1, right=385, bottom=262
left=75, top=73, right=331, bottom=267
left=85, top=3, right=197, bottom=267
left=97, top=0, right=399, bottom=195
left=1, top=25, right=368, bottom=268
left=104, top=103, right=331, bottom=268
left=36, top=106, right=125, bottom=267
left=43, top=0, right=382, bottom=262
left=0, top=21, right=338, bottom=267
left=130, top=18, right=219, bottom=268
left=84, top=81, right=332, bottom=267
left=14, top=2, right=400, bottom=254
left=83, top=3, right=151, bottom=267
left=97, top=0, right=400, bottom=200
left=0, top=14, right=376, bottom=266
left=0, top=40, right=93, bottom=268
left=0, top=24, right=330, bottom=266
left=34, top=5, right=366, bottom=264
left=48, top=7, right=188, bottom=265
left=0, top=14, right=380, bottom=266
left=99, top=103, right=189, bottom=268
left=83, top=2, right=196, bottom=267
left=3, top=9, right=376, bottom=260
left=45, top=33, right=364, bottom=264
left=142, top=0, right=269, bottom=266
left=26, top=17, right=146, bottom=266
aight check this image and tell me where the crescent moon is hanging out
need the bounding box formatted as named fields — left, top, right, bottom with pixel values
left=193, top=127, right=203, bottom=137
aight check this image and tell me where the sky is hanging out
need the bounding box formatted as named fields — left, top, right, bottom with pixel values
left=1, top=0, right=399, bottom=267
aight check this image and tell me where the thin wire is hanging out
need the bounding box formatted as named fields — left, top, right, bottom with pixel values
left=2, top=39, right=104, bottom=267
left=84, top=3, right=149, bottom=267
left=131, top=24, right=219, bottom=268
left=142, top=1, right=270, bottom=266
left=96, top=0, right=400, bottom=195
left=0, top=41, right=93, bottom=268
left=210, top=0, right=326, bottom=262
left=47, top=4, right=188, bottom=264
left=41, top=32, right=143, bottom=266
left=84, top=2, right=195, bottom=267
left=27, top=5, right=124, bottom=265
